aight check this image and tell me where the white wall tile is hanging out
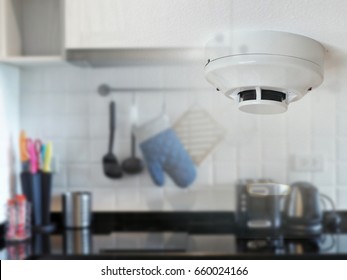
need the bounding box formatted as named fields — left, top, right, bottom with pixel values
left=238, top=162, right=262, bottom=180
left=287, top=171, right=311, bottom=184
left=43, top=116, right=68, bottom=139
left=164, top=187, right=196, bottom=211
left=67, top=94, right=89, bottom=116
left=66, top=140, right=90, bottom=163
left=89, top=115, right=109, bottom=139
left=52, top=166, right=67, bottom=189
left=137, top=66, right=164, bottom=88
left=192, top=162, right=213, bottom=188
left=287, top=97, right=311, bottom=154
left=116, top=186, right=147, bottom=211
left=88, top=67, right=139, bottom=91
left=90, top=139, right=108, bottom=163
left=259, top=114, right=286, bottom=139
left=41, top=67, right=69, bottom=92
left=66, top=116, right=89, bottom=138
left=43, top=93, right=67, bottom=116
left=20, top=92, right=43, bottom=117
left=136, top=92, right=164, bottom=125
left=337, top=138, right=347, bottom=160
left=213, top=162, right=237, bottom=187
left=262, top=162, right=287, bottom=183
left=337, top=162, right=347, bottom=185
left=213, top=141, right=237, bottom=163
left=67, top=66, right=90, bottom=93
left=337, top=113, right=347, bottom=137
left=92, top=189, right=117, bottom=211
left=337, top=189, right=347, bottom=209
left=312, top=137, right=335, bottom=161
left=140, top=186, right=165, bottom=211
left=20, top=68, right=44, bottom=92
left=312, top=161, right=335, bottom=186
left=311, top=89, right=335, bottom=137
left=67, top=164, right=91, bottom=189
left=262, top=139, right=287, bottom=162
left=18, top=64, right=347, bottom=211
left=0, top=65, right=20, bottom=223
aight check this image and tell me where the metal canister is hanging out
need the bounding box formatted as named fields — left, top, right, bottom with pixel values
left=62, top=192, right=92, bottom=228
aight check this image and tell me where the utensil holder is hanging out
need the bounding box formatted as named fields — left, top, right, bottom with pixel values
left=20, top=171, right=55, bottom=233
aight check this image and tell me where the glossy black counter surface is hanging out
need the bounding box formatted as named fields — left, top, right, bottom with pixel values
left=50, top=211, right=347, bottom=234
left=6, top=230, right=347, bottom=260
left=1, top=212, right=347, bottom=260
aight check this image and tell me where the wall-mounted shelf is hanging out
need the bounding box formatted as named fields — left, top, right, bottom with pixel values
left=0, top=0, right=65, bottom=66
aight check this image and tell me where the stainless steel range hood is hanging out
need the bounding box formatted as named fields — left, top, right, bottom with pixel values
left=66, top=48, right=204, bottom=67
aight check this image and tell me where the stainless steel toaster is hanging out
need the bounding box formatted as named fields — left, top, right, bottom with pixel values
left=236, top=179, right=289, bottom=236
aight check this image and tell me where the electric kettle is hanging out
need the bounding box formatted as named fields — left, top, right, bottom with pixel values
left=284, top=182, right=323, bottom=236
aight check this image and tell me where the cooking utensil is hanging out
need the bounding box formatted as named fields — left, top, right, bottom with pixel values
left=19, top=131, right=29, bottom=171
left=43, top=142, right=53, bottom=173
left=173, top=107, right=225, bottom=165
left=102, top=101, right=122, bottom=179
left=122, top=105, right=143, bottom=174
left=122, top=134, right=143, bottom=174
left=34, top=139, right=42, bottom=171
left=40, top=144, right=46, bottom=170
left=27, top=139, right=38, bottom=174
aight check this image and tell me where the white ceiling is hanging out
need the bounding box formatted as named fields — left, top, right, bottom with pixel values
left=227, top=0, right=347, bottom=64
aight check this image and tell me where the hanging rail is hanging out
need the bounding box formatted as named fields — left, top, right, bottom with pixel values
left=97, top=84, right=211, bottom=96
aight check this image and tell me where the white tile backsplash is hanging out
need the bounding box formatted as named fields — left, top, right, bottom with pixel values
left=0, top=65, right=20, bottom=223
left=66, top=139, right=90, bottom=163
left=17, top=64, right=347, bottom=211
left=67, top=164, right=91, bottom=189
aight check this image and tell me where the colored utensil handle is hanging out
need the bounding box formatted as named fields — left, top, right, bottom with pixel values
left=43, top=142, right=53, bottom=172
left=41, top=144, right=46, bottom=170
left=20, top=131, right=29, bottom=162
left=34, top=139, right=42, bottom=171
left=27, top=139, right=38, bottom=174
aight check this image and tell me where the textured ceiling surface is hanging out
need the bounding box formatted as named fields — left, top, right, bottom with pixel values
left=227, top=0, right=346, bottom=59
left=120, top=1, right=346, bottom=58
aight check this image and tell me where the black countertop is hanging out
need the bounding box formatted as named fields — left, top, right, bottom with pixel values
left=1, top=212, right=347, bottom=260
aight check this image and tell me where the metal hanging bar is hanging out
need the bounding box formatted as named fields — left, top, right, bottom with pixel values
left=97, top=84, right=210, bottom=96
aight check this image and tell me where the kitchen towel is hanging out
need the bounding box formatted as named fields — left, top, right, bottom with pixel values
left=134, top=114, right=196, bottom=188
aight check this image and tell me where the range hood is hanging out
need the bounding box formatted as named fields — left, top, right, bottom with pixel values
left=66, top=48, right=205, bottom=67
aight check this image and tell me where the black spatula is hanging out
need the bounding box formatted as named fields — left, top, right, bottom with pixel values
left=103, top=101, right=123, bottom=179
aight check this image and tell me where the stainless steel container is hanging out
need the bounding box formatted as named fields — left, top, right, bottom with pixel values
left=63, top=229, right=92, bottom=255
left=62, top=192, right=92, bottom=228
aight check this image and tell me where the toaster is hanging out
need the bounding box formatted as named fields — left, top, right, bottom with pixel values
left=236, top=179, right=289, bottom=237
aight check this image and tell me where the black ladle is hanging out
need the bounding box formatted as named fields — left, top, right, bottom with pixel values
left=122, top=133, right=143, bottom=174
left=102, top=101, right=123, bottom=179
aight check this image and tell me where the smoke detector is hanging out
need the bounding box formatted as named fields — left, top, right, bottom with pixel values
left=204, top=31, right=325, bottom=114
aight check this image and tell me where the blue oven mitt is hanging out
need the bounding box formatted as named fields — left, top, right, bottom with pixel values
left=134, top=115, right=196, bottom=188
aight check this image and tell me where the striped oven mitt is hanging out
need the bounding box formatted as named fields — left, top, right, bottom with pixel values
left=134, top=114, right=196, bottom=188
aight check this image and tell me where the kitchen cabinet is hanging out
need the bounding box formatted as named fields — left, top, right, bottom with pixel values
left=0, top=0, right=64, bottom=66
left=0, top=0, right=233, bottom=66
left=64, top=0, right=233, bottom=49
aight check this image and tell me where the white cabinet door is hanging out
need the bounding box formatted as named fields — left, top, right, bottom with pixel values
left=65, top=0, right=233, bottom=49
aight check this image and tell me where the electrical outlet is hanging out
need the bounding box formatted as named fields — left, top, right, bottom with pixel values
left=292, top=155, right=324, bottom=172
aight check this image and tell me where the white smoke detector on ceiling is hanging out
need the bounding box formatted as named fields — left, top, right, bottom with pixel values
left=204, top=30, right=326, bottom=114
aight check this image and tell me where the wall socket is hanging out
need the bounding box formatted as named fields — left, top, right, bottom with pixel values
left=291, top=155, right=324, bottom=172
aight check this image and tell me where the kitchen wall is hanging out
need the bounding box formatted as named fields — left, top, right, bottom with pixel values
left=0, top=65, right=20, bottom=223
left=19, top=62, right=347, bottom=211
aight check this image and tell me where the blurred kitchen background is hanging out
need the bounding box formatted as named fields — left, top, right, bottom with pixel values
left=1, top=0, right=347, bottom=225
